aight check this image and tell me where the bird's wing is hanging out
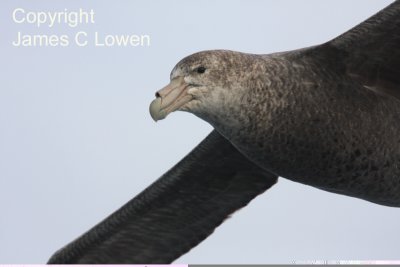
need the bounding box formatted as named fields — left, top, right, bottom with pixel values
left=48, top=130, right=277, bottom=264
left=323, top=0, right=400, bottom=98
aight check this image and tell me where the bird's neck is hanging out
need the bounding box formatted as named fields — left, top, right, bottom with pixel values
left=204, top=55, right=294, bottom=141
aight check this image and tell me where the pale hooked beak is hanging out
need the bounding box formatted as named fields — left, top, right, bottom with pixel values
left=149, top=77, right=192, bottom=121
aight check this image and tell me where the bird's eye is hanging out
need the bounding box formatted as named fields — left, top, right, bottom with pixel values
left=196, top=67, right=206, bottom=74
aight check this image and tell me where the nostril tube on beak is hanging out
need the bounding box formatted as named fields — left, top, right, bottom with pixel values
left=149, top=77, right=190, bottom=122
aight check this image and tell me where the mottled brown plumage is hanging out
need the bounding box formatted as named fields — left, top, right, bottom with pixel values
left=49, top=0, right=400, bottom=264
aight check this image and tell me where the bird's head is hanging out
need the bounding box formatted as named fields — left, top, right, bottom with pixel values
left=149, top=50, right=258, bottom=124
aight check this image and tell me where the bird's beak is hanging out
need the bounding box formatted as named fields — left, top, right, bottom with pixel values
left=149, top=77, right=192, bottom=121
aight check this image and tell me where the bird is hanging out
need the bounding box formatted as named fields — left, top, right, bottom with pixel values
left=48, top=0, right=400, bottom=264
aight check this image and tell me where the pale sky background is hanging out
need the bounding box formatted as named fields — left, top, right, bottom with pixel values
left=0, top=0, right=398, bottom=264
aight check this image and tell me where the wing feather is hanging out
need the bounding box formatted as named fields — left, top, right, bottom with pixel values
left=326, top=0, right=400, bottom=98
left=48, top=130, right=277, bottom=264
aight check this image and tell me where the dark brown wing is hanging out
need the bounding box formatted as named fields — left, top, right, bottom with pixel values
left=47, top=130, right=277, bottom=264
left=325, top=0, right=400, bottom=98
